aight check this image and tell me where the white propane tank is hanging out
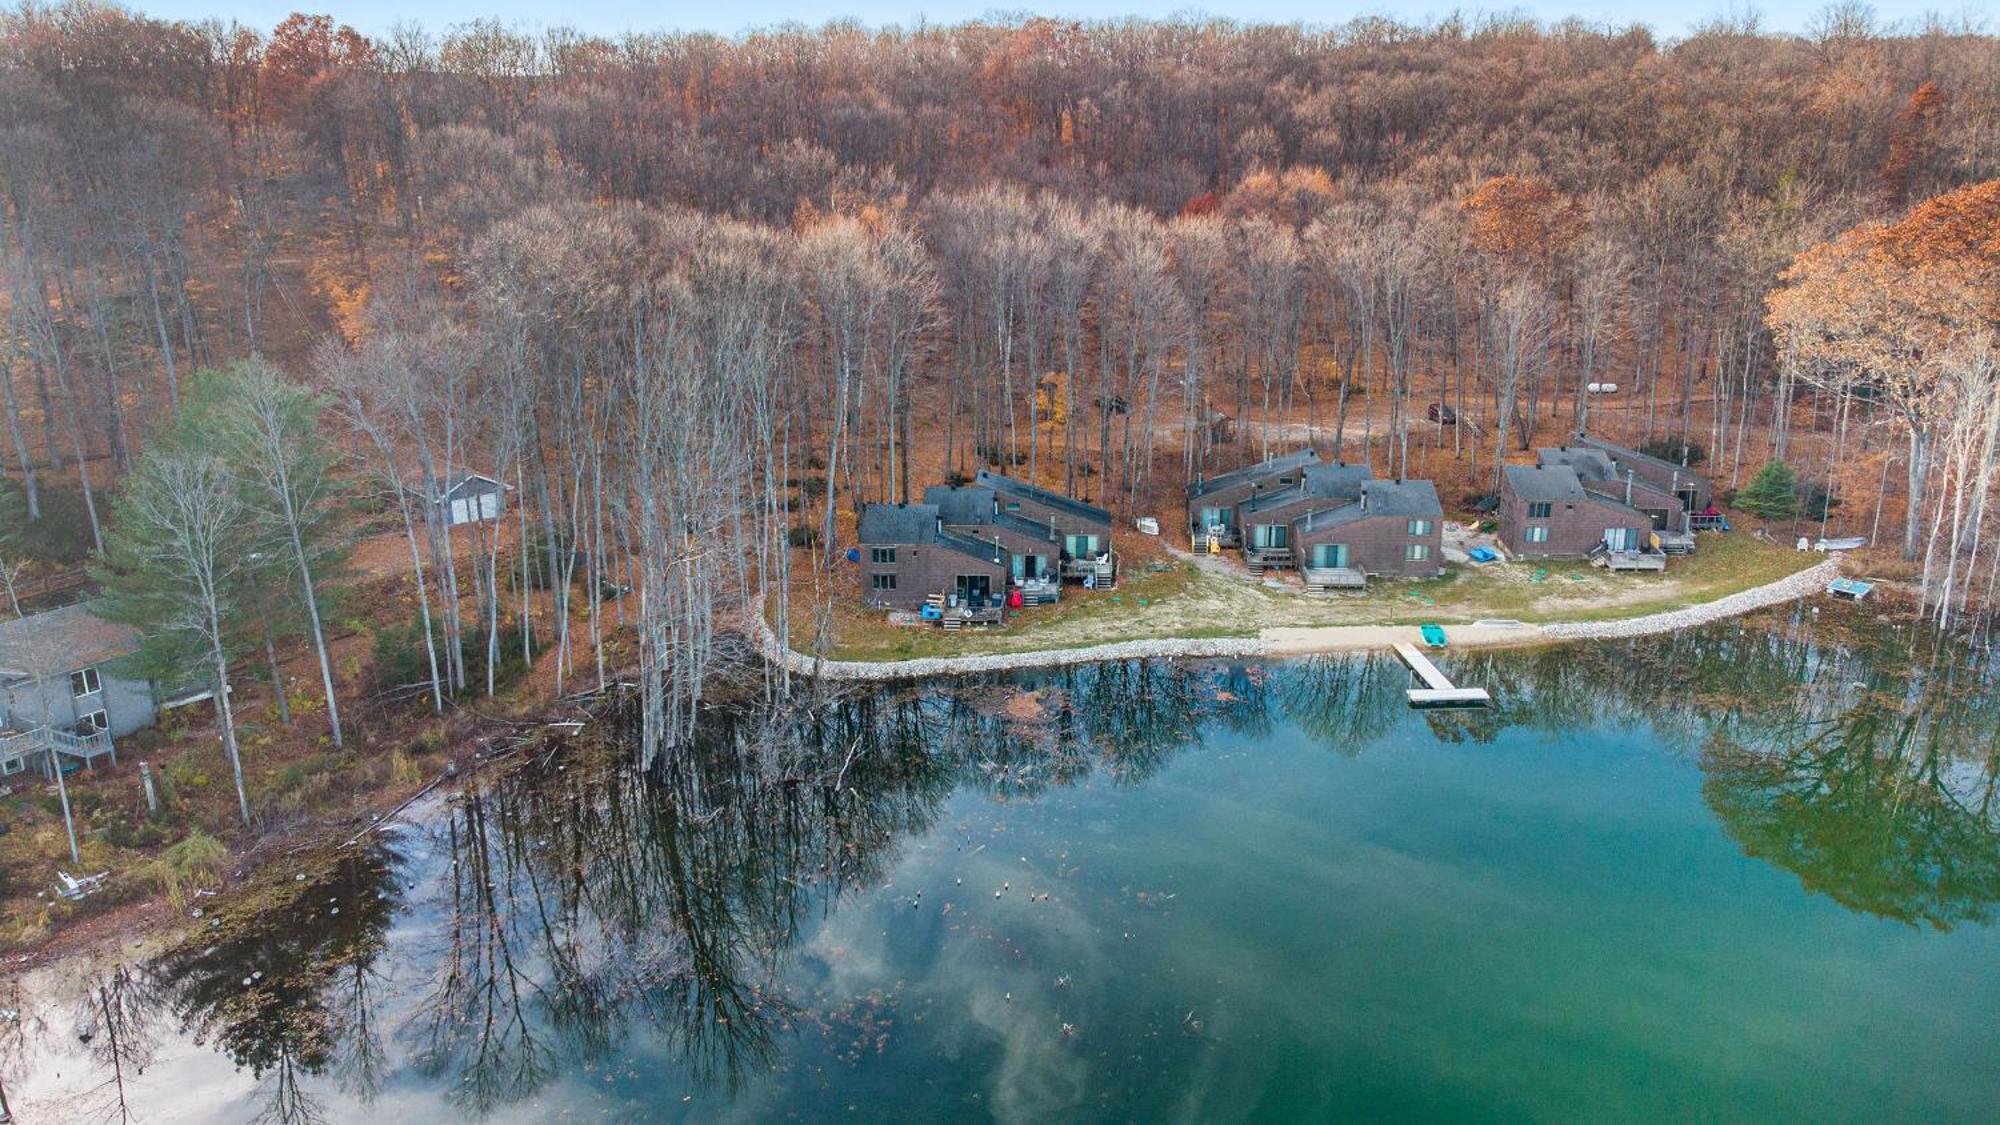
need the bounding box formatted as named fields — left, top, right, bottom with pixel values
left=1586, top=382, right=1619, bottom=394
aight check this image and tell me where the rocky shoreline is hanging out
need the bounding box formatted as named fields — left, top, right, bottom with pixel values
left=763, top=557, right=1845, bottom=681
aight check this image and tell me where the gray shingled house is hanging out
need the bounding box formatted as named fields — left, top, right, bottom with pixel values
left=1572, top=435, right=1710, bottom=516
left=0, top=603, right=153, bottom=776
left=1185, top=449, right=1321, bottom=547
left=1291, top=479, right=1445, bottom=579
left=1499, top=464, right=1654, bottom=560
left=1538, top=446, right=1687, bottom=532
left=858, top=503, right=1011, bottom=612
left=1235, top=462, right=1373, bottom=570
left=971, top=471, right=1115, bottom=586
left=923, top=485, right=1064, bottom=594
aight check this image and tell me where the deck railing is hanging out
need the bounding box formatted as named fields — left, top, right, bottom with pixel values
left=1243, top=545, right=1295, bottom=570
left=0, top=723, right=115, bottom=766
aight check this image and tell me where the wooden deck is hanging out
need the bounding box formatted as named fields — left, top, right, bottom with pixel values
left=1657, top=531, right=1696, bottom=555
left=1600, top=550, right=1668, bottom=572
left=1303, top=566, right=1367, bottom=592
left=1393, top=642, right=1490, bottom=707
left=1060, top=556, right=1118, bottom=587
left=1191, top=529, right=1242, bottom=551
left=0, top=724, right=117, bottom=771
left=940, top=605, right=1005, bottom=630
left=1243, top=545, right=1295, bottom=574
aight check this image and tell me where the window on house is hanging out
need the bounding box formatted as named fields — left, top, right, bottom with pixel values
left=79, top=710, right=108, bottom=734
left=1407, top=544, right=1430, bottom=561
left=1406, top=519, right=1432, bottom=536
left=1525, top=526, right=1550, bottom=544
left=870, top=547, right=896, bottom=564
left=1005, top=502, right=1021, bottom=512
left=0, top=755, right=23, bottom=776
left=1065, top=534, right=1101, bottom=557
left=1277, top=476, right=1294, bottom=486
left=1527, top=502, right=1553, bottom=519
left=71, top=667, right=101, bottom=698
left=871, top=574, right=897, bottom=591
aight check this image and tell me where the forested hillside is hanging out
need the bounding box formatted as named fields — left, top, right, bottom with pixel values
left=3, top=4, right=1998, bottom=758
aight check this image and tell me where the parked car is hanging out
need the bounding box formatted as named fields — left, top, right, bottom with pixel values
left=1427, top=403, right=1457, bottom=424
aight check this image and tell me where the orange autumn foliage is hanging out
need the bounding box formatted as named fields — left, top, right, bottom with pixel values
left=1462, top=175, right=1583, bottom=263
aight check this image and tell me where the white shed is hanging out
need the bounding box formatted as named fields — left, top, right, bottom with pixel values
left=433, top=474, right=511, bottom=526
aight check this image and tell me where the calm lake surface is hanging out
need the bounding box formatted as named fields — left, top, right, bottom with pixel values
left=14, top=605, right=2000, bottom=1122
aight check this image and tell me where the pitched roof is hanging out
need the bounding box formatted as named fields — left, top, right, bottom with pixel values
left=859, top=503, right=1010, bottom=565
left=1504, top=464, right=1588, bottom=503
left=0, top=603, right=142, bottom=678
left=1536, top=447, right=1618, bottom=482
left=1505, top=464, right=1649, bottom=518
left=1574, top=434, right=1703, bottom=479
left=923, top=485, right=997, bottom=526
left=1295, top=479, right=1441, bottom=531
left=1302, top=462, right=1372, bottom=499
left=1241, top=462, right=1372, bottom=516
left=974, top=471, right=1110, bottom=526
left=1186, top=449, right=1320, bottom=499
left=1359, top=478, right=1441, bottom=517
left=434, top=473, right=512, bottom=502
left=859, top=503, right=941, bottom=545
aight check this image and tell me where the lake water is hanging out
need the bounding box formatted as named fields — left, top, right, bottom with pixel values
left=12, top=605, right=2000, bottom=1122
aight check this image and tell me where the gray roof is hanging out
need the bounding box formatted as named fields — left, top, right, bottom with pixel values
left=1505, top=464, right=1649, bottom=519
left=0, top=602, right=141, bottom=678
left=1359, top=478, right=1441, bottom=517
left=434, top=473, right=510, bottom=502
left=1295, top=479, right=1441, bottom=531
left=974, top=471, right=1111, bottom=526
left=859, top=503, right=942, bottom=545
left=1504, top=464, right=1589, bottom=503
left=1574, top=434, right=1701, bottom=479
left=1303, top=463, right=1372, bottom=499
left=923, top=485, right=996, bottom=526
left=859, top=502, right=1009, bottom=565
left=1242, top=462, right=1372, bottom=516
left=925, top=485, right=1060, bottom=542
left=1187, top=450, right=1320, bottom=499
left=1536, top=447, right=1618, bottom=482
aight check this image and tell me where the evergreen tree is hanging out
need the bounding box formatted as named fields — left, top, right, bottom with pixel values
left=1736, top=460, right=1801, bottom=519
left=202, top=361, right=352, bottom=747
left=96, top=436, right=261, bottom=826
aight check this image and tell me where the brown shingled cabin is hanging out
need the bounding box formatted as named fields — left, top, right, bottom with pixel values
left=1184, top=449, right=1321, bottom=548
left=1292, top=479, right=1446, bottom=583
left=1570, top=434, right=1710, bottom=521
left=857, top=502, right=1011, bottom=613
left=1500, top=464, right=1657, bottom=565
left=1234, top=462, right=1372, bottom=572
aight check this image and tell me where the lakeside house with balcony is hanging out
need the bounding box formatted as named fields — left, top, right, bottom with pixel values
left=1235, top=462, right=1373, bottom=572
left=0, top=603, right=154, bottom=776
left=1291, top=479, right=1447, bottom=585
left=1500, top=464, right=1662, bottom=569
left=858, top=502, right=1013, bottom=614
left=972, top=470, right=1116, bottom=587
left=1185, top=449, right=1322, bottom=548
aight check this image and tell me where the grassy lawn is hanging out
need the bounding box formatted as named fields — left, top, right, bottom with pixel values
left=806, top=531, right=1822, bottom=662
left=813, top=563, right=1213, bottom=662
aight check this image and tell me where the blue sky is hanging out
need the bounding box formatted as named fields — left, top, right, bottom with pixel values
left=132, top=0, right=1977, bottom=39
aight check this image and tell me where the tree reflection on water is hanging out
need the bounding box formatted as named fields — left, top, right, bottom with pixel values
left=64, top=611, right=2000, bottom=1116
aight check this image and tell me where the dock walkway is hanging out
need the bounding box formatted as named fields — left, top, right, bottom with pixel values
left=1393, top=642, right=1491, bottom=706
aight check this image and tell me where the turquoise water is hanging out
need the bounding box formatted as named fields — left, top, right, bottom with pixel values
left=20, top=609, right=2000, bottom=1122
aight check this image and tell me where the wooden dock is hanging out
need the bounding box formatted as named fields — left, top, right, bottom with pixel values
left=1393, top=642, right=1491, bottom=707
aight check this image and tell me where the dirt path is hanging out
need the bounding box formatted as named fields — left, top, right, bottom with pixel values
left=763, top=558, right=1844, bottom=681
